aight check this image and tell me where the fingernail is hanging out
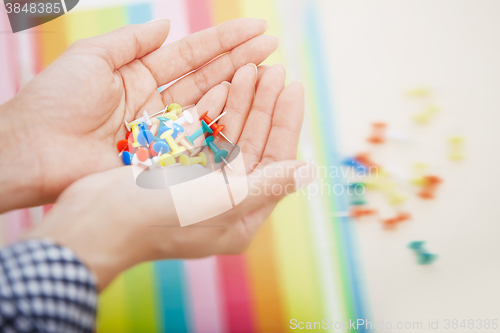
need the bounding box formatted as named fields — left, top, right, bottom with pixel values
left=149, top=18, right=171, bottom=23
left=294, top=163, right=316, bottom=191
left=274, top=63, right=286, bottom=72
left=260, top=19, right=268, bottom=28
left=221, top=81, right=231, bottom=87
left=246, top=63, right=258, bottom=75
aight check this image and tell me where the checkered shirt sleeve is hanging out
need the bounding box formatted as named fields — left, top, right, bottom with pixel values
left=0, top=240, right=97, bottom=333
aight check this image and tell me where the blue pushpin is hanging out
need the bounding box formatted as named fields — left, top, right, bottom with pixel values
left=186, top=120, right=213, bottom=145
left=155, top=117, right=171, bottom=140
left=153, top=141, right=171, bottom=154
left=171, top=123, right=185, bottom=139
left=156, top=116, right=169, bottom=127
left=122, top=151, right=133, bottom=165
left=341, top=157, right=368, bottom=173
left=137, top=130, right=154, bottom=146
left=157, top=125, right=172, bottom=139
left=407, top=241, right=438, bottom=265
left=136, top=122, right=154, bottom=146
left=203, top=136, right=232, bottom=170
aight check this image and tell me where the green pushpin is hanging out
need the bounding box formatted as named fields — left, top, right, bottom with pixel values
left=203, top=136, right=232, bottom=170
left=349, top=182, right=367, bottom=205
left=186, top=120, right=213, bottom=145
left=407, top=241, right=438, bottom=265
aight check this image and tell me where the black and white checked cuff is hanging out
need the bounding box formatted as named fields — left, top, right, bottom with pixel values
left=0, top=240, right=98, bottom=333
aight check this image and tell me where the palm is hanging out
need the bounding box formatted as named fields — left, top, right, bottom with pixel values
left=16, top=18, right=278, bottom=206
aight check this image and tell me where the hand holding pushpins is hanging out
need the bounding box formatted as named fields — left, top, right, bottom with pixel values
left=0, top=18, right=280, bottom=212
left=26, top=63, right=314, bottom=292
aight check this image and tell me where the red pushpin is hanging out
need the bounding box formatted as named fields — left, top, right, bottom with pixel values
left=199, top=111, right=235, bottom=146
left=418, top=176, right=442, bottom=199
left=367, top=122, right=387, bottom=144
left=136, top=148, right=150, bottom=162
left=354, top=153, right=379, bottom=168
left=381, top=211, right=411, bottom=229
left=116, top=140, right=129, bottom=153
left=350, top=207, right=377, bottom=218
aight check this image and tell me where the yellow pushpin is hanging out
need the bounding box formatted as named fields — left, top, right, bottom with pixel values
left=160, top=130, right=186, bottom=157
left=164, top=113, right=178, bottom=121
left=410, top=163, right=428, bottom=186
left=179, top=152, right=207, bottom=167
left=128, top=121, right=142, bottom=148
left=157, top=154, right=176, bottom=167
left=448, top=136, right=464, bottom=161
left=413, top=105, right=439, bottom=125
left=167, top=103, right=183, bottom=115
left=405, top=87, right=432, bottom=98
left=379, top=180, right=406, bottom=205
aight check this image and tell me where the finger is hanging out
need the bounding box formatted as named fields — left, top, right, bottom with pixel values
left=69, top=19, right=171, bottom=70
left=116, top=60, right=166, bottom=123
left=161, top=35, right=279, bottom=109
left=216, top=64, right=258, bottom=145
left=256, top=65, right=269, bottom=89
left=243, top=160, right=315, bottom=215
left=237, top=64, right=286, bottom=171
left=195, top=82, right=230, bottom=120
left=187, top=83, right=230, bottom=147
left=142, top=18, right=268, bottom=86
left=261, top=82, right=305, bottom=164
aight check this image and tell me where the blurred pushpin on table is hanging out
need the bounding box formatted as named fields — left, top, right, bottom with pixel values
left=448, top=136, right=465, bottom=161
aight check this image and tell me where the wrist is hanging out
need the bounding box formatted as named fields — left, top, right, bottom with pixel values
left=24, top=200, right=143, bottom=291
left=0, top=97, right=44, bottom=212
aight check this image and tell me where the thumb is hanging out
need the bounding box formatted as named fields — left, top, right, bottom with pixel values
left=69, top=19, right=171, bottom=70
left=243, top=160, right=316, bottom=211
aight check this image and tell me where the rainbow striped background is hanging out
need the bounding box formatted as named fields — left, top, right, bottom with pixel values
left=0, top=0, right=369, bottom=331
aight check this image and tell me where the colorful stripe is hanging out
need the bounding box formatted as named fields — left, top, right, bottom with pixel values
left=245, top=220, right=285, bottom=332
left=124, top=262, right=159, bottom=332
left=4, top=210, right=31, bottom=245
left=0, top=9, right=17, bottom=104
left=96, top=274, right=128, bottom=333
left=154, top=260, right=190, bottom=332
left=152, top=0, right=190, bottom=43
left=217, top=255, right=255, bottom=332
left=302, top=1, right=370, bottom=328
left=185, top=257, right=225, bottom=333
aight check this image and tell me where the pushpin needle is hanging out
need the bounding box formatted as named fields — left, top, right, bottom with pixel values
left=222, top=157, right=233, bottom=171
left=218, top=132, right=235, bottom=147
left=207, top=112, right=226, bottom=127
left=206, top=112, right=235, bottom=147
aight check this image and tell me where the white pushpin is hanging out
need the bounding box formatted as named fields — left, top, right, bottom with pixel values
left=165, top=110, right=194, bottom=127
left=125, top=110, right=152, bottom=131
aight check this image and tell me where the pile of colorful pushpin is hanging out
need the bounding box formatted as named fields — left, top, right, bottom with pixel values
left=116, top=104, right=234, bottom=170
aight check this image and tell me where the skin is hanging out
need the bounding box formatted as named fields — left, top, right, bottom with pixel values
left=0, top=18, right=279, bottom=212
left=0, top=19, right=313, bottom=291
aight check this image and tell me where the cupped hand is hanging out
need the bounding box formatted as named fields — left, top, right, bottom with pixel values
left=27, top=64, right=314, bottom=290
left=1, top=18, right=278, bottom=211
